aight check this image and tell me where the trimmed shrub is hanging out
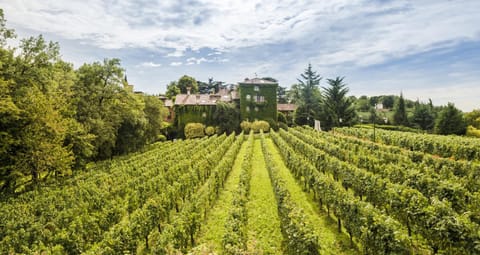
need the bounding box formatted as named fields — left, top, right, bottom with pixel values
left=205, top=126, right=215, bottom=136
left=240, top=121, right=251, bottom=132
left=251, top=120, right=270, bottom=133
left=184, top=123, right=205, bottom=139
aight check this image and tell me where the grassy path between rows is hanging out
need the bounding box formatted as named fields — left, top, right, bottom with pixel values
left=265, top=138, right=358, bottom=255
left=194, top=140, right=249, bottom=252
left=246, top=139, right=283, bottom=254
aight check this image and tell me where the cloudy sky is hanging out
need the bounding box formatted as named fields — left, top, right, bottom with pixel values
left=2, top=0, right=480, bottom=111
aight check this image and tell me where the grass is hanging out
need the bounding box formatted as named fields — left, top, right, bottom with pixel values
left=193, top=140, right=249, bottom=252
left=264, top=138, right=358, bottom=255
left=245, top=139, right=283, bottom=254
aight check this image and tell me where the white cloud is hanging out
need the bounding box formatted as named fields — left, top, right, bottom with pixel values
left=138, top=61, right=162, bottom=67
left=3, top=0, right=478, bottom=68
left=170, top=61, right=182, bottom=66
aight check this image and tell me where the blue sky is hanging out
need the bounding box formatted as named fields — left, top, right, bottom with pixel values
left=2, top=0, right=479, bottom=111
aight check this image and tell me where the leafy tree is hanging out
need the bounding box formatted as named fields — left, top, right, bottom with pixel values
left=0, top=32, right=79, bottom=190
left=165, top=81, right=180, bottom=99
left=286, top=84, right=301, bottom=104
left=294, top=64, right=322, bottom=126
left=393, top=93, right=408, bottom=126
left=434, top=103, right=467, bottom=135
left=322, top=77, right=357, bottom=129
left=0, top=9, right=15, bottom=47
left=73, top=58, right=127, bottom=160
left=464, top=109, right=480, bottom=128
left=411, top=103, right=435, bottom=130
left=354, top=95, right=370, bottom=112
left=381, top=95, right=395, bottom=109
left=177, top=75, right=198, bottom=94
left=143, top=95, right=168, bottom=143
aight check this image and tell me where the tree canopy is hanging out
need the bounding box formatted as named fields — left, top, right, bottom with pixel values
left=294, top=64, right=322, bottom=126
left=322, top=77, right=357, bottom=129
left=434, top=103, right=466, bottom=135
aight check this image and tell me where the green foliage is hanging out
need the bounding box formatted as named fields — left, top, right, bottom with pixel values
left=260, top=132, right=320, bottom=255
left=240, top=120, right=251, bottom=132
left=411, top=103, right=435, bottom=130
left=393, top=93, right=408, bottom=126
left=222, top=132, right=254, bottom=254
left=466, top=126, right=480, bottom=138
left=277, top=111, right=287, bottom=123
left=277, top=86, right=288, bottom=103
left=205, top=126, right=215, bottom=136
left=321, top=77, right=356, bottom=130
left=0, top=9, right=15, bottom=46
left=465, top=109, right=480, bottom=128
left=184, top=123, right=205, bottom=139
left=178, top=75, right=198, bottom=94
left=239, top=82, right=277, bottom=122
left=294, top=64, right=322, bottom=126
left=251, top=120, right=270, bottom=133
left=213, top=102, right=239, bottom=134
left=165, top=81, right=180, bottom=99
left=435, top=103, right=466, bottom=135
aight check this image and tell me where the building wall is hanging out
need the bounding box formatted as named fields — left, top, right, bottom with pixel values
left=174, top=105, right=216, bottom=134
left=239, top=83, right=277, bottom=121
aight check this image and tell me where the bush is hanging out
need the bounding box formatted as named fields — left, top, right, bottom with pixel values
left=251, top=120, right=270, bottom=133
left=240, top=121, right=251, bottom=132
left=466, top=125, right=480, bottom=138
left=205, top=126, right=215, bottom=136
left=184, top=123, right=205, bottom=139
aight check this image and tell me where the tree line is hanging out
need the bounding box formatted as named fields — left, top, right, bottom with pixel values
left=284, top=64, right=476, bottom=135
left=0, top=10, right=167, bottom=193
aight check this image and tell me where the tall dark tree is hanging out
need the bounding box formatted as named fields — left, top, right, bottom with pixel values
left=411, top=103, right=435, bottom=131
left=294, top=64, right=322, bottom=126
left=393, top=93, right=408, bottom=126
left=434, top=103, right=467, bottom=135
left=322, top=77, right=357, bottom=129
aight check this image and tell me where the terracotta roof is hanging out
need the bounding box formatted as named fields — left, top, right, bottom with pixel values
left=174, top=94, right=218, bottom=105
left=239, top=78, right=277, bottom=85
left=277, top=104, right=297, bottom=111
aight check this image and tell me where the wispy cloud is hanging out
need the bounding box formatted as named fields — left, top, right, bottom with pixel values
left=2, top=0, right=479, bottom=111
left=138, top=61, right=162, bottom=67
left=3, top=0, right=478, bottom=67
left=170, top=61, right=182, bottom=66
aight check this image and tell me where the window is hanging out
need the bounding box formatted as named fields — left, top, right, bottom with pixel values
left=246, top=94, right=251, bottom=101
left=246, top=106, right=250, bottom=112
left=254, top=106, right=259, bottom=112
left=202, top=112, right=207, bottom=118
left=256, top=95, right=265, bottom=103
left=254, top=86, right=259, bottom=91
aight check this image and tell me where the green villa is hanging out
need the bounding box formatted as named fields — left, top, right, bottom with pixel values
left=170, top=78, right=294, bottom=134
